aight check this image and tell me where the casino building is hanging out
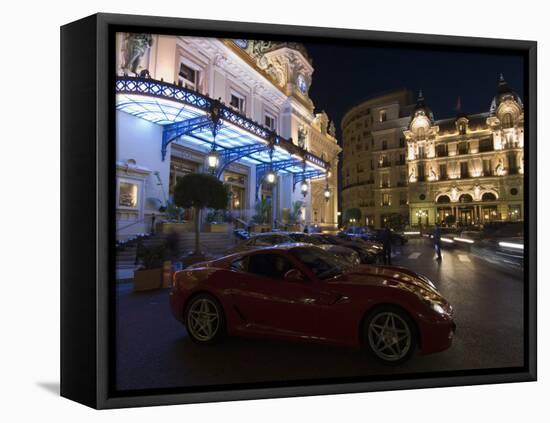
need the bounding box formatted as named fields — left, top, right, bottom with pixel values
left=115, top=33, right=340, bottom=240
left=341, top=76, right=524, bottom=228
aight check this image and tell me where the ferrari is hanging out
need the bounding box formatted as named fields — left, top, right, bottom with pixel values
left=170, top=244, right=455, bottom=364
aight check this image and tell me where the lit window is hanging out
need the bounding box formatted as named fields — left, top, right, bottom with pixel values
left=118, top=181, right=138, bottom=208
left=178, top=62, right=198, bottom=89
left=379, top=110, right=387, bottom=122
left=230, top=92, right=246, bottom=113
left=417, top=126, right=426, bottom=140
left=502, top=113, right=513, bottom=129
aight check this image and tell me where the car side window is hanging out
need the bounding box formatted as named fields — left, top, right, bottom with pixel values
left=247, top=253, right=293, bottom=280
left=230, top=257, right=247, bottom=272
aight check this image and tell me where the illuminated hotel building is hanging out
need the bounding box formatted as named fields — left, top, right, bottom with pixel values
left=115, top=34, right=340, bottom=239
left=341, top=76, right=524, bottom=228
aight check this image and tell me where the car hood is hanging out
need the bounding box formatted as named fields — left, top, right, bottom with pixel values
left=331, top=265, right=444, bottom=299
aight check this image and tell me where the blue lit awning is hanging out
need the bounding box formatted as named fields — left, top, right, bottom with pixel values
left=115, top=77, right=328, bottom=178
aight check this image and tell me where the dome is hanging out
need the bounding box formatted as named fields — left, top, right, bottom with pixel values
left=411, top=90, right=435, bottom=122
left=489, top=74, right=523, bottom=116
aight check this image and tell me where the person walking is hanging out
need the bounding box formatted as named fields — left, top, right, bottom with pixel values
left=382, top=226, right=392, bottom=265
left=433, top=223, right=442, bottom=260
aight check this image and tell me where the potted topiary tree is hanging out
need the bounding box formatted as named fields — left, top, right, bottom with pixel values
left=287, top=200, right=303, bottom=231
left=250, top=197, right=272, bottom=233
left=133, top=243, right=167, bottom=291
left=173, top=173, right=229, bottom=262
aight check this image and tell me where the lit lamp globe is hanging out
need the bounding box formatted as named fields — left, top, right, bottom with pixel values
left=324, top=187, right=331, bottom=201
left=300, top=181, right=309, bottom=196
left=266, top=171, right=276, bottom=184
left=207, top=150, right=219, bottom=169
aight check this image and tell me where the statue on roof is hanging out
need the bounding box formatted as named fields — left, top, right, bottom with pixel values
left=121, top=33, right=153, bottom=75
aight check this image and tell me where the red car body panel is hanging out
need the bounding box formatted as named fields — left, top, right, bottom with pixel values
left=170, top=246, right=455, bottom=354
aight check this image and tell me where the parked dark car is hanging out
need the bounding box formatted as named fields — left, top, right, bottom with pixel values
left=171, top=245, right=455, bottom=364
left=342, top=227, right=407, bottom=245
left=311, top=233, right=382, bottom=264
left=229, top=232, right=360, bottom=266
left=283, top=232, right=361, bottom=265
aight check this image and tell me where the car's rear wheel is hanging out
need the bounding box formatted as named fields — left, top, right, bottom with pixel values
left=185, top=294, right=225, bottom=344
left=363, top=306, right=417, bottom=364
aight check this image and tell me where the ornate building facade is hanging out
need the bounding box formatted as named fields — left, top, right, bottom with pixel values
left=341, top=90, right=415, bottom=228
left=115, top=33, right=340, bottom=239
left=342, top=76, right=524, bottom=228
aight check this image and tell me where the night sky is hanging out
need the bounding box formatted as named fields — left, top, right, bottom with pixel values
left=303, top=42, right=525, bottom=142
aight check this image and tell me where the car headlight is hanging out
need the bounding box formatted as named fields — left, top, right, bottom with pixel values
left=431, top=303, right=447, bottom=315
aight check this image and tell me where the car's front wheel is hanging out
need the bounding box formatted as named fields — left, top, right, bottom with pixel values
left=362, top=306, right=417, bottom=364
left=184, top=294, right=225, bottom=344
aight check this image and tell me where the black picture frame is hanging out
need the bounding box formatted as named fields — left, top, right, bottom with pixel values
left=61, top=12, right=537, bottom=409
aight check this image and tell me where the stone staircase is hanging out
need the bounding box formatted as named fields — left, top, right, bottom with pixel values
left=116, top=231, right=237, bottom=280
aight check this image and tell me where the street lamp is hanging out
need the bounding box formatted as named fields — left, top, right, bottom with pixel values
left=266, top=170, right=276, bottom=184
left=300, top=181, right=309, bottom=197
left=207, top=147, right=219, bottom=170
left=324, top=184, right=331, bottom=202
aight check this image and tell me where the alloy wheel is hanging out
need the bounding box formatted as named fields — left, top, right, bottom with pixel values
left=187, top=297, right=220, bottom=342
left=367, top=311, right=412, bottom=362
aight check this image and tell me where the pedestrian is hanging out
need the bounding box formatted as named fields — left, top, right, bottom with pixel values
left=382, top=226, right=392, bottom=265
left=303, top=224, right=309, bottom=233
left=433, top=223, right=442, bottom=260
left=151, top=213, right=156, bottom=234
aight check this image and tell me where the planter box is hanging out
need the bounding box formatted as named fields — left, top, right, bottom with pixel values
left=159, top=221, right=193, bottom=233
left=204, top=223, right=230, bottom=233
left=286, top=224, right=301, bottom=231
left=133, top=268, right=163, bottom=291
left=251, top=224, right=271, bottom=233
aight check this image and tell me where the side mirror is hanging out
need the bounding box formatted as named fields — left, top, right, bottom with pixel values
left=283, top=268, right=305, bottom=282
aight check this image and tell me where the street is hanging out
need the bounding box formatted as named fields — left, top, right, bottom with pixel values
left=115, top=238, right=524, bottom=391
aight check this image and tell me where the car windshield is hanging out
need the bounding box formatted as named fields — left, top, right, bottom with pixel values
left=290, top=246, right=353, bottom=280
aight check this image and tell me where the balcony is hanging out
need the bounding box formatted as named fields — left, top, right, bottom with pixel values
left=378, top=161, right=391, bottom=168
left=436, top=150, right=449, bottom=157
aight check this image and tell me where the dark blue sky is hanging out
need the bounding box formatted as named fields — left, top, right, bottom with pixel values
left=303, top=42, right=525, bottom=141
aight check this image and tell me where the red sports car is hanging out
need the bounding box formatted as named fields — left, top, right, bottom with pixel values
left=170, top=244, right=456, bottom=364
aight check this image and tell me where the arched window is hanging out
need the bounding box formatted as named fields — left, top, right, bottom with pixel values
left=481, top=192, right=497, bottom=202
left=417, top=126, right=426, bottom=140
left=502, top=113, right=513, bottom=129
left=437, top=195, right=451, bottom=204
left=459, top=194, right=473, bottom=203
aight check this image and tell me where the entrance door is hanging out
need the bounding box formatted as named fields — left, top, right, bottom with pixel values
left=458, top=208, right=473, bottom=225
